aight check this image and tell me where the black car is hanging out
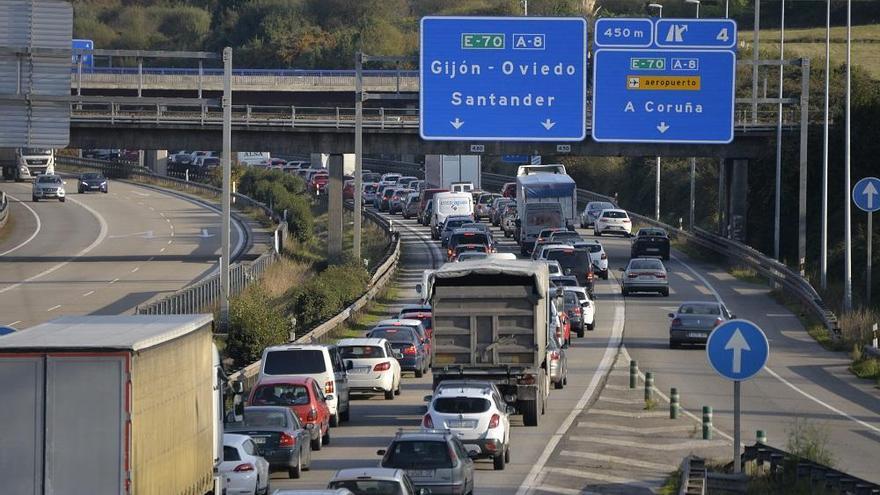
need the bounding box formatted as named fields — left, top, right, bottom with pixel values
left=225, top=405, right=312, bottom=479
left=367, top=326, right=429, bottom=378
left=631, top=228, right=671, bottom=260
left=545, top=247, right=595, bottom=293
left=78, top=172, right=108, bottom=194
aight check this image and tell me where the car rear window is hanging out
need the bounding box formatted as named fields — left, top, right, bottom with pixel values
left=369, top=328, right=416, bottom=342
left=444, top=219, right=468, bottom=231
left=384, top=189, right=395, bottom=197
left=433, top=397, right=491, bottom=414
left=639, top=229, right=667, bottom=237
left=589, top=202, right=614, bottom=211
left=251, top=384, right=311, bottom=406
left=549, top=232, right=581, bottom=242
left=630, top=260, right=664, bottom=270
left=241, top=409, right=289, bottom=428
left=546, top=250, right=590, bottom=270
left=339, top=345, right=385, bottom=359
left=263, top=349, right=327, bottom=375
left=551, top=277, right=579, bottom=287
left=564, top=292, right=579, bottom=307
left=384, top=441, right=453, bottom=469
left=679, top=304, right=720, bottom=315
left=602, top=210, right=628, bottom=218
left=575, top=243, right=603, bottom=253
left=457, top=252, right=488, bottom=261
left=450, top=232, right=488, bottom=246
left=401, top=312, right=433, bottom=328
left=329, top=480, right=402, bottom=495
left=456, top=244, right=487, bottom=253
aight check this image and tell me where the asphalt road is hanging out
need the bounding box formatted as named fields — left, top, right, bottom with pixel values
left=0, top=179, right=243, bottom=330
left=269, top=207, right=880, bottom=494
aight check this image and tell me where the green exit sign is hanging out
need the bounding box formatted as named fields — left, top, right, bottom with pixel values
left=461, top=33, right=505, bottom=49
left=630, top=57, right=666, bottom=70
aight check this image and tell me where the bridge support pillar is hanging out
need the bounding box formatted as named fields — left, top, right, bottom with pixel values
left=328, top=153, right=344, bottom=262
left=144, top=150, right=168, bottom=176
left=727, top=159, right=749, bottom=242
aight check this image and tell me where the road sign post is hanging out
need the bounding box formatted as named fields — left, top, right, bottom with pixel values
left=706, top=320, right=770, bottom=474
left=853, top=177, right=880, bottom=305
left=591, top=18, right=736, bottom=144
left=420, top=16, right=587, bottom=141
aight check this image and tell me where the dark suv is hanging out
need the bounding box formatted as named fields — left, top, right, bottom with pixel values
left=631, top=227, right=670, bottom=260
left=545, top=247, right=595, bottom=292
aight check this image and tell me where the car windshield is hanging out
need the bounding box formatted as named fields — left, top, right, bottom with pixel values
left=567, top=290, right=588, bottom=303
left=81, top=173, right=103, bottom=180
left=433, top=397, right=491, bottom=414
left=263, top=349, right=326, bottom=375
left=339, top=345, right=385, bottom=359
left=384, top=440, right=453, bottom=469
left=22, top=148, right=52, bottom=155
left=443, top=219, right=469, bottom=231
left=251, top=384, right=311, bottom=406
left=679, top=304, right=721, bottom=315
left=37, top=176, right=61, bottom=183
left=329, top=480, right=402, bottom=495
left=369, top=328, right=416, bottom=342
left=639, top=229, right=667, bottom=236
left=551, top=277, right=578, bottom=287
left=589, top=202, right=614, bottom=211
left=240, top=409, right=289, bottom=428
left=602, top=210, right=628, bottom=218
left=629, top=260, right=664, bottom=270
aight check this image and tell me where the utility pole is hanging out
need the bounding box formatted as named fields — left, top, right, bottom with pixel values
left=354, top=52, right=364, bottom=261
left=844, top=0, right=853, bottom=311
left=820, top=0, right=831, bottom=290
left=649, top=3, right=663, bottom=222
left=220, top=47, right=232, bottom=329
left=686, top=0, right=699, bottom=231
left=773, top=0, right=785, bottom=262
left=753, top=0, right=761, bottom=124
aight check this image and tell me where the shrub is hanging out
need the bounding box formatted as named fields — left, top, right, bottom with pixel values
left=786, top=417, right=836, bottom=467
left=291, top=263, right=370, bottom=329
left=226, top=285, right=292, bottom=367
left=283, top=195, right=314, bottom=242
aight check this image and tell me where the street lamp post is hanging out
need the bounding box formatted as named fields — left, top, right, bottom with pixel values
left=685, top=0, right=699, bottom=231
left=844, top=0, right=853, bottom=311
left=649, top=3, right=663, bottom=222
left=774, top=0, right=786, bottom=262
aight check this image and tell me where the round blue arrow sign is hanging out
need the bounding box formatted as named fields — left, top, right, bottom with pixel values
left=706, top=319, right=769, bottom=381
left=852, top=177, right=880, bottom=213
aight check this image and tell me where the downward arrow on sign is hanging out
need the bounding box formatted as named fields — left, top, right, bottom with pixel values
left=724, top=329, right=751, bottom=374
left=863, top=181, right=878, bottom=210
left=657, top=122, right=670, bottom=134
left=541, top=119, right=556, bottom=130
left=450, top=118, right=464, bottom=129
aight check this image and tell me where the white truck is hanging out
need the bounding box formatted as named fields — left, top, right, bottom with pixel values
left=1, top=148, right=55, bottom=181
left=0, top=314, right=240, bottom=495
left=311, top=153, right=355, bottom=175
left=516, top=173, right=578, bottom=254
left=424, top=154, right=481, bottom=190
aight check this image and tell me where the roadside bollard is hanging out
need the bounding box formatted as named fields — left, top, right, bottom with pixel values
left=629, top=360, right=638, bottom=389
left=644, top=372, right=654, bottom=402
left=756, top=430, right=767, bottom=444
left=670, top=388, right=679, bottom=419
left=702, top=406, right=713, bottom=440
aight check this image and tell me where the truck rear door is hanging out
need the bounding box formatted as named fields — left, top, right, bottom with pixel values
left=0, top=356, right=44, bottom=495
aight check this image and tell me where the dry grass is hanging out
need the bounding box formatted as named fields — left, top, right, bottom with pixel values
left=837, top=307, right=880, bottom=346
left=260, top=257, right=312, bottom=300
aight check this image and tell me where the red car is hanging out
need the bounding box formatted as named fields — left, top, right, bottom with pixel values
left=501, top=182, right=516, bottom=198
left=310, top=172, right=329, bottom=194
left=398, top=305, right=433, bottom=339
left=247, top=376, right=331, bottom=452
left=343, top=180, right=354, bottom=200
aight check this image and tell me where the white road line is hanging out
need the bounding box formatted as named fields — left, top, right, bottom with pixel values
left=542, top=467, right=657, bottom=490
left=131, top=267, right=139, bottom=273
left=671, top=255, right=880, bottom=437
left=82, top=290, right=95, bottom=297
left=559, top=450, right=678, bottom=471
left=160, top=247, right=166, bottom=252
left=516, top=289, right=625, bottom=495
left=596, top=396, right=643, bottom=405
left=109, top=278, right=119, bottom=284
left=147, top=256, right=154, bottom=261
left=46, top=305, right=61, bottom=312
left=0, top=196, right=41, bottom=256
left=587, top=408, right=668, bottom=418
left=159, top=212, right=166, bottom=217
left=570, top=436, right=728, bottom=451
left=577, top=421, right=696, bottom=434
left=148, top=206, right=155, bottom=211
left=167, top=240, right=172, bottom=245
left=6, top=320, right=22, bottom=327
left=766, top=313, right=797, bottom=317
left=533, top=484, right=591, bottom=495
left=0, top=196, right=108, bottom=295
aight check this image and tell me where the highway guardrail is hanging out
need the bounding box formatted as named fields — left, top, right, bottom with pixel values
left=0, top=191, right=9, bottom=230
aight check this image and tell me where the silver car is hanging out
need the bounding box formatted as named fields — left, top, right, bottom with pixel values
left=547, top=329, right=568, bottom=389
left=378, top=430, right=475, bottom=495
left=328, top=467, right=428, bottom=495
left=32, top=174, right=66, bottom=202
left=621, top=258, right=669, bottom=296
left=580, top=201, right=615, bottom=228
left=668, top=301, right=735, bottom=348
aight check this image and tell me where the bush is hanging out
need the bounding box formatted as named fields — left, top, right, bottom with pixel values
left=226, top=286, right=292, bottom=368
left=291, top=263, right=370, bottom=329
left=237, top=168, right=312, bottom=241
left=282, top=195, right=314, bottom=242
left=786, top=418, right=836, bottom=467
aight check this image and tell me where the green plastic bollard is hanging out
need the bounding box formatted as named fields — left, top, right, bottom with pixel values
left=670, top=387, right=679, bottom=419
left=629, top=360, right=638, bottom=389
left=756, top=430, right=767, bottom=444
left=702, top=406, right=713, bottom=440
left=644, top=372, right=654, bottom=402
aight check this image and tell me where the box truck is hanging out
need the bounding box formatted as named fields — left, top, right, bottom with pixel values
left=1, top=148, right=55, bottom=181
left=424, top=155, right=481, bottom=190
left=0, top=314, right=234, bottom=495
left=515, top=173, right=578, bottom=254
left=421, top=259, right=551, bottom=426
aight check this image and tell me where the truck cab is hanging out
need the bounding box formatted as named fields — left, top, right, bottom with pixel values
left=2, top=148, right=55, bottom=181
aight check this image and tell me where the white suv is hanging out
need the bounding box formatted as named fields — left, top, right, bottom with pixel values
left=422, top=382, right=511, bottom=470
left=594, top=209, right=632, bottom=237
left=259, top=344, right=351, bottom=427
left=337, top=338, right=402, bottom=400
left=32, top=174, right=66, bottom=202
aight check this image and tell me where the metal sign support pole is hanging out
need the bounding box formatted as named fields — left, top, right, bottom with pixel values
left=774, top=0, right=786, bottom=262
left=689, top=157, right=696, bottom=231
left=734, top=380, right=742, bottom=473
left=655, top=156, right=661, bottom=221
left=220, top=47, right=232, bottom=329
left=354, top=52, right=364, bottom=262
left=869, top=212, right=873, bottom=304
left=844, top=0, right=853, bottom=311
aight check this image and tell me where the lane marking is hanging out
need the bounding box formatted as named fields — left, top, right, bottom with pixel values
left=0, top=196, right=42, bottom=256
left=0, top=196, right=108, bottom=295
left=46, top=305, right=61, bottom=312
left=559, top=450, right=677, bottom=471
left=516, top=290, right=625, bottom=495
left=109, top=278, right=119, bottom=284
left=766, top=313, right=797, bottom=317
left=131, top=267, right=139, bottom=273
left=587, top=408, right=668, bottom=418
left=167, top=240, right=173, bottom=245
left=570, top=435, right=728, bottom=450
left=533, top=484, right=589, bottom=495
left=596, top=396, right=642, bottom=405
left=6, top=320, right=21, bottom=327
left=148, top=206, right=155, bottom=211
left=160, top=247, right=166, bottom=252
left=671, top=254, right=880, bottom=437
left=82, top=290, right=95, bottom=297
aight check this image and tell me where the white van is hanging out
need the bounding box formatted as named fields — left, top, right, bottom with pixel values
left=259, top=344, right=351, bottom=426
left=431, top=191, right=474, bottom=239
left=450, top=181, right=474, bottom=193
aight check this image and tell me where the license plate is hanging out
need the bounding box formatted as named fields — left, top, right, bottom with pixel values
left=639, top=275, right=653, bottom=280
left=252, top=437, right=267, bottom=445
left=688, top=332, right=705, bottom=338
left=349, top=366, right=370, bottom=374
left=448, top=420, right=477, bottom=428
left=646, top=248, right=659, bottom=252
left=407, top=470, right=434, bottom=478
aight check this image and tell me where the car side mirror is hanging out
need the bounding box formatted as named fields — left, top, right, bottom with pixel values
left=393, top=350, right=403, bottom=359
left=668, top=313, right=675, bottom=318
left=416, top=283, right=423, bottom=295
left=324, top=394, right=334, bottom=402
left=231, top=380, right=244, bottom=394
left=423, top=395, right=433, bottom=402
left=730, top=313, right=737, bottom=319
left=376, top=449, right=386, bottom=456
left=618, top=267, right=625, bottom=272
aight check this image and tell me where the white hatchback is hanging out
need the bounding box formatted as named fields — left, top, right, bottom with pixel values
left=594, top=209, right=632, bottom=237
left=220, top=433, right=270, bottom=495
left=422, top=383, right=511, bottom=470
left=337, top=338, right=402, bottom=400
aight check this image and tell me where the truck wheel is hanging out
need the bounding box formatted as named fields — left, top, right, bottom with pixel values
left=554, top=379, right=564, bottom=390
left=322, top=428, right=331, bottom=445
left=661, top=288, right=670, bottom=297
left=493, top=452, right=506, bottom=470
left=32, top=196, right=38, bottom=202
left=288, top=452, right=302, bottom=479
left=521, top=400, right=539, bottom=427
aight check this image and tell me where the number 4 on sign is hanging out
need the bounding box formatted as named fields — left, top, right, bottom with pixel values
left=717, top=28, right=729, bottom=42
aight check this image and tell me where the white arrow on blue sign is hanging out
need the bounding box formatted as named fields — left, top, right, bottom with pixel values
left=852, top=176, right=880, bottom=213
left=706, top=319, right=769, bottom=381
left=0, top=326, right=17, bottom=336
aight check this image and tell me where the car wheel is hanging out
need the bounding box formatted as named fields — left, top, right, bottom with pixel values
left=415, top=367, right=424, bottom=378
left=255, top=476, right=261, bottom=495
left=594, top=230, right=601, bottom=237
left=385, top=388, right=394, bottom=400
left=661, top=288, right=670, bottom=297
left=505, top=445, right=511, bottom=463
left=493, top=452, right=506, bottom=470
left=587, top=322, right=595, bottom=331
left=601, top=272, right=609, bottom=280
left=554, top=379, right=564, bottom=390
left=669, top=340, right=679, bottom=349
left=577, top=328, right=584, bottom=338
left=521, top=400, right=539, bottom=427
left=32, top=196, right=38, bottom=202
left=322, top=427, right=331, bottom=445
left=340, top=405, right=350, bottom=422
left=394, top=380, right=401, bottom=395
left=103, top=189, right=108, bottom=194
left=59, top=197, right=65, bottom=202
left=311, top=432, right=322, bottom=451
left=330, top=414, right=339, bottom=427
left=288, top=452, right=301, bottom=479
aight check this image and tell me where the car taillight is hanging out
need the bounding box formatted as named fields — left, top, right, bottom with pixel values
left=623, top=219, right=631, bottom=223
left=601, top=253, right=607, bottom=260
left=587, top=272, right=594, bottom=281
left=234, top=463, right=255, bottom=472
left=373, top=361, right=391, bottom=372
left=571, top=306, right=582, bottom=315
left=671, top=318, right=682, bottom=327
left=714, top=318, right=723, bottom=327
left=655, top=272, right=667, bottom=278
left=279, top=432, right=296, bottom=447
left=550, top=351, right=560, bottom=361
left=447, top=248, right=453, bottom=258
left=518, top=374, right=536, bottom=385
left=488, top=414, right=500, bottom=429
left=306, top=408, right=318, bottom=422
left=423, top=415, right=434, bottom=428
left=325, top=381, right=334, bottom=394
left=403, top=345, right=417, bottom=356
left=628, top=273, right=638, bottom=278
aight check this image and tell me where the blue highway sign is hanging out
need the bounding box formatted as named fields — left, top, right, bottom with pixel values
left=594, top=18, right=654, bottom=48
left=0, top=326, right=17, bottom=336
left=502, top=154, right=530, bottom=163
left=591, top=18, right=736, bottom=144
left=420, top=17, right=587, bottom=141
left=706, top=319, right=769, bottom=381
left=852, top=176, right=880, bottom=213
